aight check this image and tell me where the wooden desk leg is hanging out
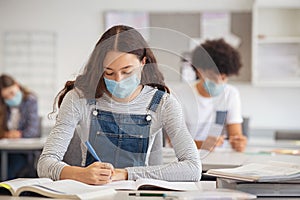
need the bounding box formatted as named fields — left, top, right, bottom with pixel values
left=1, top=151, right=8, bottom=181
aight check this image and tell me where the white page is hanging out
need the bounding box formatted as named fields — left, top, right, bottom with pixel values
left=209, top=161, right=300, bottom=180
left=102, top=179, right=199, bottom=191
left=102, top=180, right=137, bottom=190
left=136, top=179, right=199, bottom=191
left=29, top=179, right=112, bottom=194
left=0, top=178, right=52, bottom=193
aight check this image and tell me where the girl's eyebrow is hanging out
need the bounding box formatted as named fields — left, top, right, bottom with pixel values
left=104, top=65, right=133, bottom=71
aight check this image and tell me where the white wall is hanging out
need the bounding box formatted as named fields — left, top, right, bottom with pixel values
left=0, top=0, right=253, bottom=88
left=1, top=0, right=300, bottom=131
left=235, top=83, right=300, bottom=130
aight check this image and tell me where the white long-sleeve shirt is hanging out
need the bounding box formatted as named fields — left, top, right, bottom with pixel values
left=37, top=86, right=201, bottom=181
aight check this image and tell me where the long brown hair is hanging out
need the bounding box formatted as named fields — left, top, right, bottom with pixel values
left=51, top=25, right=169, bottom=115
left=0, top=74, right=31, bottom=137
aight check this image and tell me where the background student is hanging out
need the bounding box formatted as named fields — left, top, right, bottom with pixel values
left=37, top=25, right=201, bottom=185
left=181, top=39, right=247, bottom=152
left=0, top=74, right=39, bottom=179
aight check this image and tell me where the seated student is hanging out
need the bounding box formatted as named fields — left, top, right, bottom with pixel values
left=183, top=39, right=247, bottom=152
left=0, top=74, right=39, bottom=179
left=37, top=25, right=201, bottom=185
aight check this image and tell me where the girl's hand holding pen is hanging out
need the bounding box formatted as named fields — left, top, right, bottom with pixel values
left=60, top=162, right=114, bottom=185
left=83, top=162, right=115, bottom=185
left=82, top=164, right=128, bottom=185
left=81, top=141, right=127, bottom=184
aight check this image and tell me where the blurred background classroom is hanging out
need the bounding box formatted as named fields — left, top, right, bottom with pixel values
left=0, top=0, right=300, bottom=180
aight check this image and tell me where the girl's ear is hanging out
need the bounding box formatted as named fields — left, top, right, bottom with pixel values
left=221, top=74, right=228, bottom=82
left=195, top=69, right=204, bottom=80
left=141, top=57, right=146, bottom=67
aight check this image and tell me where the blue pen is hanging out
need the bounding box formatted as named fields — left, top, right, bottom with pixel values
left=85, top=141, right=101, bottom=162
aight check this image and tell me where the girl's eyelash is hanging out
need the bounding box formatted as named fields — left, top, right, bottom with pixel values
left=105, top=70, right=133, bottom=76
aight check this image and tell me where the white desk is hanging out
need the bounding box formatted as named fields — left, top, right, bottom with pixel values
left=163, top=139, right=300, bottom=172
left=0, top=181, right=295, bottom=200
left=0, top=138, right=46, bottom=181
left=0, top=181, right=230, bottom=200
left=247, top=137, right=300, bottom=149
left=0, top=181, right=296, bottom=200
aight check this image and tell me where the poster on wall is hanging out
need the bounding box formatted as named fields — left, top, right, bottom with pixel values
left=105, top=11, right=150, bottom=41
left=200, top=12, right=241, bottom=49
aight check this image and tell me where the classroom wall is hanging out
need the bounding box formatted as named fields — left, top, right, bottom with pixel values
left=1, top=0, right=299, bottom=131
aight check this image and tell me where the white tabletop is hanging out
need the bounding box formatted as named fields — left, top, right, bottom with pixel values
left=0, top=137, right=46, bottom=150
left=0, top=137, right=46, bottom=181
left=163, top=139, right=300, bottom=171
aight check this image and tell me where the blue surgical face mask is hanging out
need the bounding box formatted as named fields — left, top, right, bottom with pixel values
left=4, top=90, right=23, bottom=107
left=203, top=79, right=224, bottom=97
left=104, top=73, right=141, bottom=99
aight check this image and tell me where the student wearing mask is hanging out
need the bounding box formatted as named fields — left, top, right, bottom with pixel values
left=37, top=25, right=201, bottom=185
left=182, top=39, right=247, bottom=152
left=0, top=74, right=39, bottom=179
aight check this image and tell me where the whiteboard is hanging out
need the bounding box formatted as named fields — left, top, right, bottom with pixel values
left=3, top=31, right=57, bottom=118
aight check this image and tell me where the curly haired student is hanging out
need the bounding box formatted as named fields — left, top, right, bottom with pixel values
left=183, top=39, right=247, bottom=152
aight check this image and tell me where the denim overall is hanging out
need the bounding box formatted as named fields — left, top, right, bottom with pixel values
left=85, top=90, right=165, bottom=168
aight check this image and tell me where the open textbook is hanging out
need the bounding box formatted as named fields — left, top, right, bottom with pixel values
left=206, top=161, right=300, bottom=182
left=0, top=178, right=116, bottom=199
left=104, top=178, right=199, bottom=191
left=0, top=178, right=199, bottom=199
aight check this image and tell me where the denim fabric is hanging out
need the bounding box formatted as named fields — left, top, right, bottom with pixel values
left=215, top=110, right=227, bottom=125
left=86, top=90, right=164, bottom=168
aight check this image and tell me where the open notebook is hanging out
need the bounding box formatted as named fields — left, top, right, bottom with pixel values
left=0, top=178, right=115, bottom=199
left=103, top=178, right=199, bottom=191
left=0, top=178, right=199, bottom=199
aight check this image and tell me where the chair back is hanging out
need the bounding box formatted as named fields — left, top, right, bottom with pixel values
left=242, top=117, right=250, bottom=138
left=275, top=130, right=300, bottom=140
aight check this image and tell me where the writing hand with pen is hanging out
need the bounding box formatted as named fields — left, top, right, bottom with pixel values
left=60, top=141, right=128, bottom=185
left=79, top=162, right=128, bottom=185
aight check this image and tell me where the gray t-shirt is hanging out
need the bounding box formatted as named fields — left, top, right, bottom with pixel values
left=37, top=86, right=201, bottom=181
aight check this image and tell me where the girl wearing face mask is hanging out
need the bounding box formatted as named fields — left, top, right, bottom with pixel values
left=0, top=74, right=39, bottom=179
left=178, top=39, right=247, bottom=152
left=37, top=25, right=201, bottom=185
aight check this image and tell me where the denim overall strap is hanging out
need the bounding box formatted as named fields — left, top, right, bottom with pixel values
left=147, top=89, right=165, bottom=112
left=86, top=90, right=165, bottom=168
left=87, top=99, right=96, bottom=105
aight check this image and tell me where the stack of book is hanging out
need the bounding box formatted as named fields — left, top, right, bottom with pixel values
left=205, top=161, right=300, bottom=197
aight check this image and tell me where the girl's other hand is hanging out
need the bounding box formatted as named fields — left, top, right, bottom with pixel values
left=111, top=168, right=128, bottom=181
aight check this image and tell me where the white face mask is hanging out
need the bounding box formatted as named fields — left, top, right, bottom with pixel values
left=104, top=73, right=140, bottom=99
left=203, top=79, right=224, bottom=97
left=4, top=90, right=23, bottom=107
